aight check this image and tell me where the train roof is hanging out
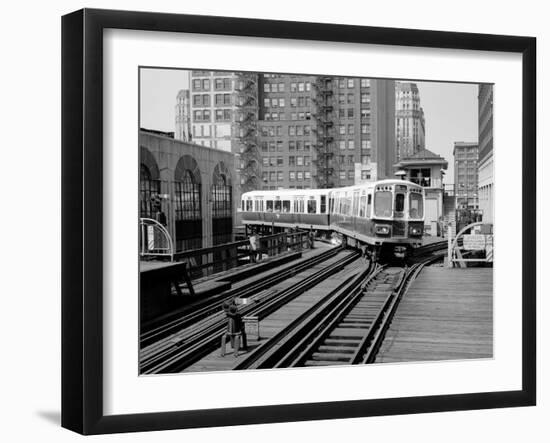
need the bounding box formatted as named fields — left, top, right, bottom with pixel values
left=241, top=179, right=423, bottom=198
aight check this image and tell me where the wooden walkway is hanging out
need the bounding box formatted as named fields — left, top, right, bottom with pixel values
left=376, top=266, right=493, bottom=363
left=184, top=257, right=365, bottom=373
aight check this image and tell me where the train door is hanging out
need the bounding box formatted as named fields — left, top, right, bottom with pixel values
left=352, top=189, right=360, bottom=233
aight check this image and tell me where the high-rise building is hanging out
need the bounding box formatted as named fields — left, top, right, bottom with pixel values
left=395, top=82, right=425, bottom=161
left=183, top=71, right=239, bottom=153
left=254, top=75, right=395, bottom=190
left=453, top=141, right=479, bottom=209
left=180, top=71, right=396, bottom=195
left=478, top=84, right=493, bottom=223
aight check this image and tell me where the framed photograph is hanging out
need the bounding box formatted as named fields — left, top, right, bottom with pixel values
left=62, top=8, right=536, bottom=435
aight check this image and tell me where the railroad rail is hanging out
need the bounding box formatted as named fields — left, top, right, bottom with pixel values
left=140, top=248, right=360, bottom=374
left=140, top=246, right=342, bottom=348
left=234, top=249, right=446, bottom=370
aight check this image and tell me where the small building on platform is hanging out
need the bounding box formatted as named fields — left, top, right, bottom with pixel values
left=139, top=129, right=237, bottom=252
left=394, top=149, right=450, bottom=236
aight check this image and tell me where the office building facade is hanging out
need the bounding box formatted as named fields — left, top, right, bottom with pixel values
left=453, top=141, right=479, bottom=209
left=478, top=84, right=494, bottom=223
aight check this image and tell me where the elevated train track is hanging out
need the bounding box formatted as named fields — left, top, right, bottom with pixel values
left=140, top=239, right=448, bottom=374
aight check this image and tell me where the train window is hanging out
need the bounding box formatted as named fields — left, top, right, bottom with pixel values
left=266, top=200, right=274, bottom=212
left=274, top=200, right=282, bottom=212
left=359, top=193, right=366, bottom=217
left=241, top=200, right=245, bottom=211
left=367, top=194, right=372, bottom=217
left=374, top=191, right=392, bottom=217
left=352, top=191, right=359, bottom=216
left=246, top=200, right=253, bottom=211
left=395, top=193, right=405, bottom=213
left=320, top=195, right=327, bottom=214
left=282, top=200, right=291, bottom=212
left=307, top=198, right=317, bottom=214
left=409, top=193, right=424, bottom=219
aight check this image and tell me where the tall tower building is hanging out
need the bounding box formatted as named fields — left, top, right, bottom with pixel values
left=175, top=89, right=191, bottom=142
left=453, top=141, right=479, bottom=209
left=478, top=84, right=493, bottom=223
left=395, top=82, right=425, bottom=161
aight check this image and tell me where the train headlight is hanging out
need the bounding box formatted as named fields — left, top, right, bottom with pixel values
left=375, top=224, right=391, bottom=235
left=409, top=226, right=423, bottom=236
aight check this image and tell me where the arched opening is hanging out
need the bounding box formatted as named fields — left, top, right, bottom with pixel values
left=174, top=167, right=202, bottom=251
left=140, top=163, right=160, bottom=218
left=211, top=163, right=233, bottom=246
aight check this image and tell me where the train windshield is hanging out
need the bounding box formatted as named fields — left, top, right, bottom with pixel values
left=409, top=193, right=424, bottom=219
left=374, top=191, right=392, bottom=217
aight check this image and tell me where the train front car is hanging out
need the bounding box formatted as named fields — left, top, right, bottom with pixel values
left=329, top=179, right=424, bottom=261
left=369, top=180, right=424, bottom=260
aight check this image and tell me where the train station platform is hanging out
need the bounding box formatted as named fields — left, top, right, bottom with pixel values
left=375, top=265, right=493, bottom=363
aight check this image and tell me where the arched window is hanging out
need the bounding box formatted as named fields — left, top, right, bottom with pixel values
left=140, top=164, right=160, bottom=218
left=175, top=170, right=201, bottom=220
left=211, top=174, right=232, bottom=218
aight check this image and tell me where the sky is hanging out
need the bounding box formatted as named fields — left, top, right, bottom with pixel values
left=140, top=68, right=479, bottom=185
left=414, top=81, right=478, bottom=184
left=140, top=68, right=190, bottom=133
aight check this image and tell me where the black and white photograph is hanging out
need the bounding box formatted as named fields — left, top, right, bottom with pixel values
left=138, top=68, right=494, bottom=375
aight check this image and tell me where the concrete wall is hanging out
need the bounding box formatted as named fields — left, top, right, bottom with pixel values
left=139, top=131, right=237, bottom=249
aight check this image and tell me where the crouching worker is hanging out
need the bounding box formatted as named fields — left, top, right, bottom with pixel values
left=220, top=300, right=248, bottom=357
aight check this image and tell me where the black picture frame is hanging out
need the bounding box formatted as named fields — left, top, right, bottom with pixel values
left=62, top=8, right=536, bottom=435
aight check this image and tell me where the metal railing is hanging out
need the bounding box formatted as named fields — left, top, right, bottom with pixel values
left=139, top=218, right=174, bottom=261
left=172, top=230, right=312, bottom=279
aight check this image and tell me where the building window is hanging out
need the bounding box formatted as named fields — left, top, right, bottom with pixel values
left=361, top=109, right=370, bottom=119
left=339, top=125, right=346, bottom=135
left=296, top=126, right=304, bottom=136
left=361, top=124, right=368, bottom=134
left=277, top=156, right=284, bottom=166
left=347, top=108, right=354, bottom=118
left=304, top=156, right=311, bottom=166
left=339, top=171, right=346, bottom=180
left=297, top=171, right=303, bottom=181
left=289, top=126, right=295, bottom=136
left=262, top=157, right=269, bottom=167
left=339, top=140, right=346, bottom=150
left=289, top=171, right=295, bottom=181
left=202, top=79, right=210, bottom=90
left=338, top=78, right=346, bottom=88
left=211, top=174, right=232, bottom=219
left=348, top=140, right=355, bottom=150
left=347, top=155, right=354, bottom=165
left=264, top=83, right=270, bottom=92
left=296, top=156, right=304, bottom=166
left=361, top=78, right=370, bottom=88
left=348, top=124, right=355, bottom=135
left=290, top=82, right=297, bottom=92
left=361, top=155, right=370, bottom=164
left=289, top=156, right=295, bottom=166
left=347, top=79, right=354, bottom=88
left=140, top=164, right=160, bottom=218
left=304, top=125, right=311, bottom=135
left=348, top=171, right=354, bottom=180
left=289, top=141, right=296, bottom=150
left=305, top=171, right=311, bottom=180
left=290, top=97, right=297, bottom=107
left=174, top=170, right=201, bottom=221
left=347, top=93, right=355, bottom=104
left=296, top=141, right=303, bottom=150
left=361, top=170, right=371, bottom=180
left=298, top=82, right=305, bottom=92
left=338, top=93, right=345, bottom=104
left=306, top=82, right=311, bottom=91
left=192, top=79, right=201, bottom=90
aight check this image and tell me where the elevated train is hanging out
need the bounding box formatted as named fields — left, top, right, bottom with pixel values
left=240, top=179, right=425, bottom=261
